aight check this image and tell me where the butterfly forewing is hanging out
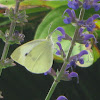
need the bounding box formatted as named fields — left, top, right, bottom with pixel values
left=11, top=39, right=45, bottom=66
left=24, top=39, right=54, bottom=73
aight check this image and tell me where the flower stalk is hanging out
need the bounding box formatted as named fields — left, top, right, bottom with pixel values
left=1, top=0, right=20, bottom=60
left=45, top=8, right=85, bottom=100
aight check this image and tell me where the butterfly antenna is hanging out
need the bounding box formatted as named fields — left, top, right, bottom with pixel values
left=48, top=23, right=52, bottom=35
left=47, top=23, right=54, bottom=39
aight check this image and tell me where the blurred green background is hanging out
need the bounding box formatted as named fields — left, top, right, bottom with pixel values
left=0, top=0, right=100, bottom=100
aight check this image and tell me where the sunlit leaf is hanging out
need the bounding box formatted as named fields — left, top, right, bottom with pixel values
left=0, top=0, right=67, bottom=9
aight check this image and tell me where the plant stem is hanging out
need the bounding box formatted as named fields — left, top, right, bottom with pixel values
left=1, top=0, right=20, bottom=60
left=45, top=8, right=85, bottom=100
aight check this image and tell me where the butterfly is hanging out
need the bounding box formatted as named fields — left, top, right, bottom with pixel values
left=11, top=35, right=54, bottom=74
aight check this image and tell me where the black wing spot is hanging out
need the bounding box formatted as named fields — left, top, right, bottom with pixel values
left=25, top=53, right=28, bottom=56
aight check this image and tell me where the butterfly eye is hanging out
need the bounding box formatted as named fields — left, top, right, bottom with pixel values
left=25, top=53, right=28, bottom=56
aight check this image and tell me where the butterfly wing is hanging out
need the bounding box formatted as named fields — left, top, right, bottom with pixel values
left=11, top=39, right=45, bottom=66
left=11, top=39, right=54, bottom=74
left=24, top=39, right=54, bottom=73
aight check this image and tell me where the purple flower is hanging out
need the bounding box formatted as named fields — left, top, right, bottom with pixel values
left=83, top=0, right=91, bottom=10
left=56, top=27, right=72, bottom=42
left=63, top=9, right=76, bottom=24
left=61, top=71, right=79, bottom=83
left=86, top=17, right=96, bottom=31
left=68, top=0, right=82, bottom=10
left=67, top=50, right=88, bottom=69
left=61, top=71, right=72, bottom=81
left=83, top=0, right=100, bottom=11
left=56, top=42, right=63, bottom=53
left=56, top=27, right=66, bottom=42
left=79, top=58, right=84, bottom=64
left=69, top=60, right=76, bottom=68
left=63, top=17, right=72, bottom=24
left=78, top=50, right=88, bottom=57
left=93, top=3, right=100, bottom=11
left=57, top=96, right=68, bottom=100
left=68, top=72, right=79, bottom=83
left=56, top=50, right=61, bottom=55
left=82, top=34, right=97, bottom=44
left=56, top=42, right=66, bottom=58
left=83, top=3, right=91, bottom=10
left=92, top=14, right=100, bottom=20
left=78, top=14, right=100, bottom=32
left=76, top=27, right=97, bottom=47
left=44, top=68, right=56, bottom=76
left=92, top=0, right=100, bottom=11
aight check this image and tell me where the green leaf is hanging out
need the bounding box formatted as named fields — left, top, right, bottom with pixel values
left=92, top=45, right=100, bottom=63
left=0, top=0, right=68, bottom=9
left=0, top=0, right=15, bottom=8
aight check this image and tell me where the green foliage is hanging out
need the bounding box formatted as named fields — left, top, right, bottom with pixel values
left=0, top=0, right=67, bottom=8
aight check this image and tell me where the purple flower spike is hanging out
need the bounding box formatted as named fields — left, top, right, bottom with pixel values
left=57, top=27, right=66, bottom=36
left=66, top=60, right=76, bottom=69
left=63, top=9, right=73, bottom=24
left=92, top=14, right=100, bottom=20
left=56, top=42, right=62, bottom=51
left=66, top=64, right=71, bottom=70
left=79, top=28, right=84, bottom=35
left=93, top=0, right=100, bottom=11
left=86, top=17, right=93, bottom=24
left=78, top=50, right=88, bottom=58
left=78, top=14, right=100, bottom=32
left=70, top=60, right=76, bottom=68
left=56, top=42, right=63, bottom=56
left=71, top=9, right=76, bottom=18
left=44, top=68, right=56, bottom=76
left=68, top=72, right=79, bottom=83
left=93, top=3, right=100, bottom=11
left=84, top=34, right=95, bottom=40
left=83, top=0, right=100, bottom=11
left=63, top=9, right=72, bottom=17
left=44, top=72, right=48, bottom=75
left=86, top=17, right=95, bottom=32
left=63, top=17, right=72, bottom=24
left=44, top=68, right=51, bottom=75
left=56, top=49, right=61, bottom=55
left=79, top=58, right=84, bottom=64
left=68, top=0, right=80, bottom=10
left=77, top=27, right=97, bottom=47
left=94, top=0, right=100, bottom=3
left=85, top=14, right=100, bottom=32
left=82, top=34, right=97, bottom=43
left=83, top=2, right=91, bottom=10
left=85, top=42, right=89, bottom=47
left=63, top=9, right=76, bottom=24
left=56, top=27, right=66, bottom=41
left=57, top=96, right=68, bottom=100
left=56, top=42, right=66, bottom=57
left=87, top=24, right=95, bottom=32
left=56, top=27, right=72, bottom=42
left=68, top=72, right=78, bottom=78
